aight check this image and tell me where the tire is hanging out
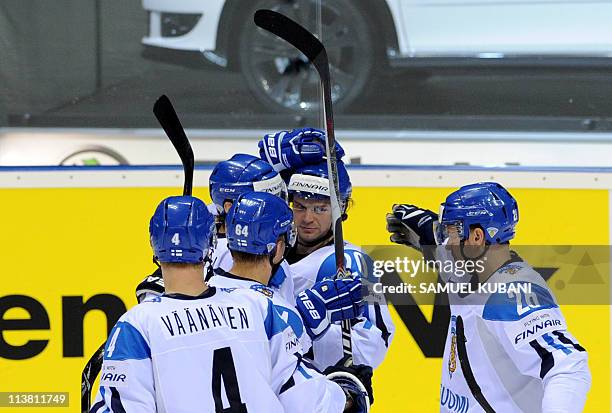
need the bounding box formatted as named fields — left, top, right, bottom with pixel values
left=238, top=0, right=375, bottom=113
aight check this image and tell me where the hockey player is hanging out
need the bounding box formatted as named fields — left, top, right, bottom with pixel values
left=211, top=190, right=364, bottom=356
left=136, top=153, right=293, bottom=303
left=208, top=153, right=293, bottom=299
left=222, top=191, right=374, bottom=411
left=260, top=128, right=395, bottom=374
left=138, top=145, right=340, bottom=303
left=386, top=182, right=591, bottom=412
left=90, top=195, right=360, bottom=412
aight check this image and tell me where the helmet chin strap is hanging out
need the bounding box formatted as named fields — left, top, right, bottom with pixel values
left=459, top=240, right=489, bottom=275
left=268, top=234, right=290, bottom=277
left=214, top=214, right=226, bottom=235
left=269, top=256, right=284, bottom=279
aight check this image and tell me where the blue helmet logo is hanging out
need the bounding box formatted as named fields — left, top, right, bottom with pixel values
left=226, top=192, right=296, bottom=255
left=149, top=196, right=216, bottom=263
left=439, top=182, right=518, bottom=244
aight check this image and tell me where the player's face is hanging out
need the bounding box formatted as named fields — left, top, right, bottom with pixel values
left=292, top=196, right=332, bottom=243
left=446, top=224, right=486, bottom=260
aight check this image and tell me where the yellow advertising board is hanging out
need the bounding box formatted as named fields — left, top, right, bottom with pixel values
left=0, top=167, right=609, bottom=411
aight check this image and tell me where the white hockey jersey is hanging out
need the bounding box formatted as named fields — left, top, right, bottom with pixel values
left=289, top=242, right=395, bottom=370
left=89, top=287, right=345, bottom=413
left=440, top=258, right=591, bottom=413
left=208, top=268, right=311, bottom=355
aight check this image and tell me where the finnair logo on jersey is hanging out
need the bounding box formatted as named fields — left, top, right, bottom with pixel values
left=100, top=362, right=129, bottom=388
left=160, top=304, right=252, bottom=339
left=514, top=319, right=562, bottom=345
left=285, top=334, right=300, bottom=353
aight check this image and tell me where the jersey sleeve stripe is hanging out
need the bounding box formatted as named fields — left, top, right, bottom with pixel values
left=89, top=397, right=106, bottom=413
left=542, top=333, right=572, bottom=355
left=529, top=339, right=554, bottom=378
left=373, top=303, right=391, bottom=347
left=279, top=376, right=296, bottom=394
left=99, top=387, right=110, bottom=413
left=109, top=387, right=127, bottom=413
left=297, top=364, right=313, bottom=379
left=552, top=331, right=586, bottom=352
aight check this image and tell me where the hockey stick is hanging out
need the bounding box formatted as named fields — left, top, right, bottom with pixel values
left=254, top=9, right=353, bottom=362
left=80, top=95, right=194, bottom=413
left=80, top=342, right=105, bottom=413
left=153, top=94, right=194, bottom=197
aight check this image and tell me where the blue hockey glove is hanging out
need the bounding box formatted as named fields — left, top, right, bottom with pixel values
left=296, top=277, right=363, bottom=340
left=135, top=269, right=165, bottom=303
left=259, top=127, right=345, bottom=172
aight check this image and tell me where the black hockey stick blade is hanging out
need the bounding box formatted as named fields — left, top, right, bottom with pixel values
left=81, top=341, right=106, bottom=413
left=153, top=95, right=194, bottom=196
left=255, top=9, right=352, bottom=361
left=254, top=10, right=327, bottom=73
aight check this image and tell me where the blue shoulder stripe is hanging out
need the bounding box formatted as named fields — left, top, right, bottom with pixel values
left=264, top=300, right=289, bottom=340
left=483, top=283, right=557, bottom=321
left=274, top=305, right=304, bottom=338
left=104, top=321, right=150, bottom=361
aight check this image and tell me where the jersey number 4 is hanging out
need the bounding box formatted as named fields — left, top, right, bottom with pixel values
left=212, top=347, right=248, bottom=413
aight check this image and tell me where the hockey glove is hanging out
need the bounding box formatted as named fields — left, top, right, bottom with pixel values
left=296, top=277, right=363, bottom=340
left=135, top=269, right=165, bottom=303
left=386, top=204, right=438, bottom=258
left=259, top=127, right=345, bottom=172
left=324, top=362, right=373, bottom=413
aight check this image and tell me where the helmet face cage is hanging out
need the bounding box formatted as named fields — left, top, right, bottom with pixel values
left=435, top=220, right=465, bottom=245
left=207, top=228, right=218, bottom=258
left=286, top=220, right=297, bottom=247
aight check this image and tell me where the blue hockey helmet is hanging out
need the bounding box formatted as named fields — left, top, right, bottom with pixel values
left=226, top=191, right=296, bottom=255
left=209, top=154, right=287, bottom=214
left=149, top=196, right=216, bottom=264
left=287, top=160, right=352, bottom=209
left=437, top=182, right=518, bottom=244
